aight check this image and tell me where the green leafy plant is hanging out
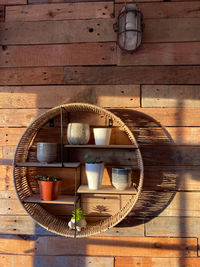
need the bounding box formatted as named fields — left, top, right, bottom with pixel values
left=84, top=154, right=102, bottom=164
left=35, top=174, right=60, bottom=182
left=72, top=208, right=85, bottom=222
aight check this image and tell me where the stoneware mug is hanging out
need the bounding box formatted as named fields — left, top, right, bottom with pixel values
left=112, top=167, right=132, bottom=190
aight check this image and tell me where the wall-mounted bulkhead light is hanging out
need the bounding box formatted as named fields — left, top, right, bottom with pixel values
left=114, top=4, right=143, bottom=53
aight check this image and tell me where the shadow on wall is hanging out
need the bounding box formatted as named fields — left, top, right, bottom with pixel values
left=110, top=109, right=178, bottom=225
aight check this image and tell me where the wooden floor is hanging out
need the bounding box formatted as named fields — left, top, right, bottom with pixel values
left=0, top=0, right=200, bottom=266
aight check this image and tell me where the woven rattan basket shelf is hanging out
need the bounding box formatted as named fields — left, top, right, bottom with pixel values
left=13, top=103, right=144, bottom=238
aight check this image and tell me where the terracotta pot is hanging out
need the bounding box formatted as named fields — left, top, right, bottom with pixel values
left=38, top=180, right=61, bottom=201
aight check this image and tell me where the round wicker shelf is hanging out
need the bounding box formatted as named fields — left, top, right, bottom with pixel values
left=13, top=103, right=144, bottom=238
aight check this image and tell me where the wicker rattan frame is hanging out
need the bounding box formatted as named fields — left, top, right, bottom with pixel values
left=13, top=103, right=144, bottom=237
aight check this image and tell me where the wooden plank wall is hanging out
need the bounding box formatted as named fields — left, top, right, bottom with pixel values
left=0, top=0, right=200, bottom=266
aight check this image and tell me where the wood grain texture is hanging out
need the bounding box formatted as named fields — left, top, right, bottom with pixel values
left=0, top=67, right=64, bottom=86
left=117, top=43, right=200, bottom=66
left=115, top=2, right=200, bottom=19
left=0, top=43, right=116, bottom=67
left=143, top=18, right=200, bottom=43
left=112, top=107, right=200, bottom=127
left=0, top=85, right=140, bottom=108
left=143, top=166, right=200, bottom=191
left=0, top=235, right=35, bottom=255
left=1, top=107, right=200, bottom=128
left=0, top=0, right=26, bottom=4
left=0, top=6, right=4, bottom=22
left=0, top=199, right=26, bottom=215
left=136, top=127, right=200, bottom=146
left=0, top=165, right=13, bottom=190
left=0, top=255, right=114, bottom=267
left=0, top=19, right=115, bottom=45
left=141, top=145, right=200, bottom=166
left=145, top=216, right=200, bottom=237
left=1, top=18, right=200, bottom=45
left=64, top=66, right=200, bottom=85
left=142, top=85, right=200, bottom=107
left=0, top=109, right=47, bottom=127
left=35, top=236, right=197, bottom=257
left=115, top=257, right=200, bottom=267
left=158, top=192, right=200, bottom=217
left=6, top=2, right=113, bottom=22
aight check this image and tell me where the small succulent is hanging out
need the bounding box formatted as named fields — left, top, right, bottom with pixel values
left=72, top=208, right=85, bottom=222
left=84, top=154, right=102, bottom=164
left=35, top=174, right=60, bottom=182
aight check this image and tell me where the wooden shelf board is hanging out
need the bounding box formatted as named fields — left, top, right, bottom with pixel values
left=15, top=162, right=80, bottom=168
left=77, top=185, right=137, bottom=195
left=23, top=194, right=76, bottom=204
left=64, top=145, right=138, bottom=149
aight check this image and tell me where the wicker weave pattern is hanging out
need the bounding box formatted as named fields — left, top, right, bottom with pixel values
left=13, top=103, right=144, bottom=237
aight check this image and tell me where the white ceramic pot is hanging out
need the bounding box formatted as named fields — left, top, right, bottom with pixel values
left=68, top=218, right=87, bottom=232
left=85, top=162, right=104, bottom=190
left=67, top=123, right=90, bottom=145
left=93, top=128, right=112, bottom=145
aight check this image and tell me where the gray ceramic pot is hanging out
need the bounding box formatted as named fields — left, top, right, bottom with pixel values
left=37, top=142, right=57, bottom=163
left=67, top=123, right=90, bottom=145
left=112, top=168, right=132, bottom=190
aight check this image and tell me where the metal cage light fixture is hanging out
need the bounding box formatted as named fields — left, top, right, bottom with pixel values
left=114, top=3, right=143, bottom=53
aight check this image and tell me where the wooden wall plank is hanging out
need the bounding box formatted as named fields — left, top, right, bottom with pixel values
left=142, top=85, right=200, bottom=108
left=0, top=43, right=116, bottom=67
left=35, top=236, right=197, bottom=257
left=0, top=165, right=13, bottom=190
left=1, top=18, right=199, bottom=45
left=0, top=6, right=4, bottom=22
left=143, top=166, right=200, bottom=191
left=145, top=216, right=200, bottom=237
left=115, top=2, right=200, bottom=19
left=1, top=18, right=199, bottom=46
left=0, top=235, right=35, bottom=255
left=157, top=192, right=200, bottom=217
left=136, top=127, right=200, bottom=146
left=0, top=109, right=47, bottom=127
left=0, top=85, right=140, bottom=108
left=141, top=146, right=200, bottom=166
left=1, top=107, right=200, bottom=128
left=0, top=255, right=114, bottom=267
left=6, top=2, right=113, bottom=22
left=0, top=215, right=144, bottom=236
left=112, top=108, right=200, bottom=127
left=115, top=257, right=200, bottom=267
left=0, top=0, right=26, bottom=4
left=0, top=67, right=64, bottom=86
left=0, top=19, right=115, bottom=45
left=64, top=66, right=200, bottom=85
left=117, top=43, right=200, bottom=66
left=0, top=199, right=26, bottom=215
left=143, top=18, right=200, bottom=43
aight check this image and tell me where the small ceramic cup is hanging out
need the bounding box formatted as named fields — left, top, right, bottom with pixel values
left=37, top=142, right=57, bottom=163
left=67, top=123, right=90, bottom=145
left=112, top=167, right=132, bottom=190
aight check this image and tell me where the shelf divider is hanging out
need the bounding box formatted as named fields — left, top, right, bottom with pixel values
left=23, top=194, right=77, bottom=205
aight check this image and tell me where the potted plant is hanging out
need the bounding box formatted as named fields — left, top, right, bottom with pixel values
left=84, top=154, right=104, bottom=190
left=68, top=208, right=87, bottom=232
left=35, top=174, right=61, bottom=201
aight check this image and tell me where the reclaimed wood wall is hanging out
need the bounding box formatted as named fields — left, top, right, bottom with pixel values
left=0, top=0, right=200, bottom=266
